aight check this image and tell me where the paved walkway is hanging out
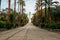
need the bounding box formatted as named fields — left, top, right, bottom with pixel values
left=0, top=23, right=60, bottom=40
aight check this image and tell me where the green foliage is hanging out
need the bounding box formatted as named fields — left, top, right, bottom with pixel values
left=10, top=12, right=15, bottom=23
left=45, top=22, right=56, bottom=29
left=0, top=15, right=12, bottom=29
left=56, top=22, right=60, bottom=29
left=32, top=5, right=60, bottom=29
left=18, top=14, right=29, bottom=26
left=50, top=6, right=60, bottom=21
left=0, top=13, right=29, bottom=30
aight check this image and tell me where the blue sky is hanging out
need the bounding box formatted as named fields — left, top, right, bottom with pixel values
left=1, top=0, right=60, bottom=16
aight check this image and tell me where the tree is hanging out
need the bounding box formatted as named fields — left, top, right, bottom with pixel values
left=14, top=0, right=16, bottom=27
left=36, top=0, right=41, bottom=11
left=21, top=1, right=25, bottom=14
left=14, top=0, right=16, bottom=15
left=17, top=0, right=20, bottom=13
left=7, top=0, right=11, bottom=20
left=47, top=0, right=59, bottom=23
left=52, top=1, right=59, bottom=9
left=35, top=0, right=40, bottom=24
left=19, top=0, right=25, bottom=14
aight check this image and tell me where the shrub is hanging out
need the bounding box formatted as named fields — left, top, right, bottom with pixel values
left=56, top=22, right=60, bottom=29
left=0, top=14, right=13, bottom=29
left=45, top=22, right=58, bottom=29
left=0, top=21, right=6, bottom=28
left=0, top=12, right=29, bottom=30
left=18, top=14, right=29, bottom=26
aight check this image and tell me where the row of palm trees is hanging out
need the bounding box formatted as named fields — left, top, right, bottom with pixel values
left=0, top=0, right=25, bottom=20
left=35, top=0, right=59, bottom=23
left=8, top=0, right=25, bottom=20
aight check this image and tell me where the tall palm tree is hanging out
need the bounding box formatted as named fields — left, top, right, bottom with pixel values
left=14, top=0, right=16, bottom=27
left=7, top=0, right=11, bottom=20
left=47, top=0, right=59, bottom=23
left=0, top=0, right=1, bottom=11
left=36, top=0, right=41, bottom=11
left=14, top=0, right=16, bottom=15
left=17, top=0, right=20, bottom=13
left=47, top=0, right=52, bottom=23
left=35, top=0, right=41, bottom=23
left=44, top=0, right=47, bottom=16
left=21, top=1, right=25, bottom=14
left=19, top=0, right=25, bottom=14
left=42, top=0, right=53, bottom=23
left=43, top=0, right=59, bottom=23
left=40, top=0, right=43, bottom=16
left=44, top=0, right=48, bottom=23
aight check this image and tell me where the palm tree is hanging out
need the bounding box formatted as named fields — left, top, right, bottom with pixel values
left=47, top=0, right=59, bottom=23
left=14, top=0, right=16, bottom=27
left=43, top=0, right=48, bottom=23
left=17, top=0, right=20, bottom=13
left=42, top=0, right=53, bottom=23
left=0, top=0, right=1, bottom=11
left=47, top=0, right=52, bottom=23
left=35, top=0, right=41, bottom=23
left=19, top=0, right=25, bottom=14
left=7, top=0, right=11, bottom=20
left=52, top=1, right=59, bottom=9
left=36, top=0, right=41, bottom=11
left=14, top=0, right=16, bottom=15
left=22, top=1, right=25, bottom=14
left=43, top=0, right=59, bottom=23
left=40, top=0, right=43, bottom=16
left=44, top=0, right=47, bottom=16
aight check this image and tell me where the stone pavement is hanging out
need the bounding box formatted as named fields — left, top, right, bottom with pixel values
left=0, top=23, right=60, bottom=40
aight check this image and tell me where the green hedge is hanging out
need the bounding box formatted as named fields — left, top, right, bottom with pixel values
left=18, top=14, right=29, bottom=26
left=0, top=21, right=12, bottom=29
left=45, top=22, right=60, bottom=29
left=32, top=11, right=60, bottom=29
left=0, top=13, right=29, bottom=30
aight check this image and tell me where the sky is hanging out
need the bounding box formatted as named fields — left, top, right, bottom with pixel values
left=1, top=0, right=36, bottom=14
left=1, top=0, right=60, bottom=17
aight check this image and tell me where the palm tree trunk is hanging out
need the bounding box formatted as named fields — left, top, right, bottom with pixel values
left=41, top=0, right=42, bottom=16
left=7, top=0, right=10, bottom=20
left=47, top=0, right=52, bottom=23
left=14, top=0, right=16, bottom=15
left=14, top=0, right=16, bottom=27
left=48, top=4, right=51, bottom=23
left=45, top=2, right=47, bottom=23
left=45, top=4, right=46, bottom=16
left=18, top=1, right=19, bottom=13
left=22, top=4, right=23, bottom=14
left=20, top=5, right=22, bottom=14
